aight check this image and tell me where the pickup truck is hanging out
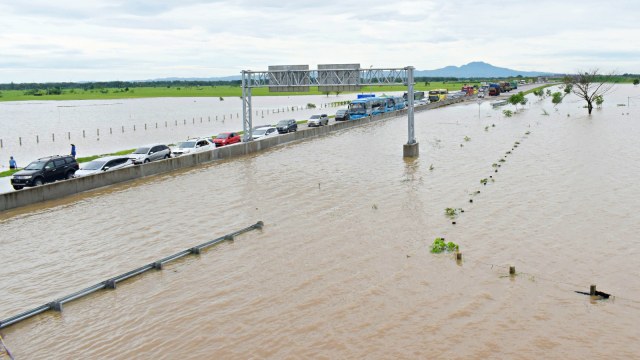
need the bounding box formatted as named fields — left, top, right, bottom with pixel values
left=213, top=132, right=241, bottom=147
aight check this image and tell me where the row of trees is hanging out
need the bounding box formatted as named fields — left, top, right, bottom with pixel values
left=0, top=80, right=243, bottom=91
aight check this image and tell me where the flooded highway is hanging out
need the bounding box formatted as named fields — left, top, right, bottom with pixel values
left=1, top=86, right=640, bottom=358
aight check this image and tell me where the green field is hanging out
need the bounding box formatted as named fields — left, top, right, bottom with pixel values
left=0, top=82, right=485, bottom=102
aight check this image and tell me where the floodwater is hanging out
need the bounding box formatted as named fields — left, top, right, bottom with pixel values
left=1, top=85, right=639, bottom=359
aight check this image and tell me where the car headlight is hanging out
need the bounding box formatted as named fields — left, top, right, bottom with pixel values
left=15, top=175, right=32, bottom=179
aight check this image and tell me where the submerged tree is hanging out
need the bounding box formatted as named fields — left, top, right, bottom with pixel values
left=551, top=92, right=563, bottom=106
left=508, top=91, right=527, bottom=111
left=566, top=69, right=616, bottom=115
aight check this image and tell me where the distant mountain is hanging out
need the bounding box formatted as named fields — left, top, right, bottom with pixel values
left=415, top=61, right=555, bottom=78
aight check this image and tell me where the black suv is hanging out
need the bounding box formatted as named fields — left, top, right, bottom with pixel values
left=276, top=119, right=298, bottom=134
left=11, top=155, right=79, bottom=190
left=335, top=109, right=350, bottom=121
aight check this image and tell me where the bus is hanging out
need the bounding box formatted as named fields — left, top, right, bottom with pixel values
left=348, top=97, right=388, bottom=119
left=428, top=89, right=448, bottom=102
left=403, top=91, right=425, bottom=102
left=380, top=95, right=407, bottom=111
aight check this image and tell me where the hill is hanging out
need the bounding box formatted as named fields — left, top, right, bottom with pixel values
left=414, top=61, right=555, bottom=78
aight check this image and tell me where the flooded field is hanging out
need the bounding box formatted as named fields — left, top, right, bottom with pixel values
left=1, top=85, right=639, bottom=358
left=0, top=93, right=362, bottom=166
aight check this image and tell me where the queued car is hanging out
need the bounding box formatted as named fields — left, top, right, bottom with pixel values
left=276, top=119, right=297, bottom=134
left=213, top=132, right=241, bottom=147
left=335, top=109, right=350, bottom=121
left=128, top=144, right=171, bottom=164
left=11, top=155, right=79, bottom=190
left=171, top=138, right=214, bottom=156
left=251, top=126, right=278, bottom=140
left=74, top=156, right=133, bottom=178
left=307, top=114, right=329, bottom=127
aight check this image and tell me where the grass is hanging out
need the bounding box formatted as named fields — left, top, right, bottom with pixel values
left=0, top=82, right=482, bottom=102
left=75, top=148, right=135, bottom=163
left=0, top=169, right=20, bottom=177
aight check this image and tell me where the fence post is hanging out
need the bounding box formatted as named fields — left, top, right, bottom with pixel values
left=52, top=133, right=55, bottom=142
left=19, top=137, right=22, bottom=146
left=36, top=135, right=39, bottom=143
left=82, top=130, right=85, bottom=138
left=68, top=132, right=71, bottom=139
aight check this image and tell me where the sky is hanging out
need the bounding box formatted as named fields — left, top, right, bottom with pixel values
left=1, top=0, right=639, bottom=83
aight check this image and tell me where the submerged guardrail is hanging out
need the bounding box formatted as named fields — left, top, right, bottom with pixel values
left=0, top=221, right=264, bottom=330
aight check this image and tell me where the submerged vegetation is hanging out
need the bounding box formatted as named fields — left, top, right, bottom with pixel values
left=430, top=237, right=459, bottom=253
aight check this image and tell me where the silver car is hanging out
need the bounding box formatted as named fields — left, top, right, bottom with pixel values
left=74, top=156, right=133, bottom=177
left=251, top=126, right=278, bottom=140
left=308, top=114, right=329, bottom=127
left=129, top=144, right=171, bottom=164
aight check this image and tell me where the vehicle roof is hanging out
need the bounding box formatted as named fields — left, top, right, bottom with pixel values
left=137, top=143, right=166, bottom=147
left=36, top=154, right=74, bottom=161
left=255, top=125, right=275, bottom=129
left=87, top=155, right=131, bottom=162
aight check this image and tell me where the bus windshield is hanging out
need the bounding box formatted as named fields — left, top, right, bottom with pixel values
left=349, top=103, right=366, bottom=114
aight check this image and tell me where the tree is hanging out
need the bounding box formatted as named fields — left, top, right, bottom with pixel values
left=551, top=92, right=563, bottom=106
left=508, top=92, right=526, bottom=110
left=634, top=79, right=639, bottom=86
left=564, top=83, right=572, bottom=94
left=566, top=69, right=616, bottom=115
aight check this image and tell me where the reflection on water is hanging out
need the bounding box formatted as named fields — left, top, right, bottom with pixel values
left=1, top=85, right=640, bottom=358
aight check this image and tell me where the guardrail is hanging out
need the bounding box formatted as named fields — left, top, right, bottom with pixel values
left=0, top=221, right=264, bottom=330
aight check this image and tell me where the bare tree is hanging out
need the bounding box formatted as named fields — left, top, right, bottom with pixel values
left=567, top=69, right=616, bottom=115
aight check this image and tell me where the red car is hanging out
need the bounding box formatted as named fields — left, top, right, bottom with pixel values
left=213, top=132, right=241, bottom=147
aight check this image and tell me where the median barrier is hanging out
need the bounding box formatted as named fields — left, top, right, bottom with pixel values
left=0, top=221, right=264, bottom=330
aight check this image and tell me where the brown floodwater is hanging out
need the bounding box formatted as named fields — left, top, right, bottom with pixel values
left=1, top=85, right=640, bottom=359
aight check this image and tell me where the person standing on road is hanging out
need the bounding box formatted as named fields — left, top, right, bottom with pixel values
left=9, top=156, right=17, bottom=169
left=70, top=144, right=76, bottom=158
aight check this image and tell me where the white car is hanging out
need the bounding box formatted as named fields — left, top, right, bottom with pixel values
left=128, top=144, right=171, bottom=164
left=74, top=156, right=133, bottom=177
left=170, top=138, right=214, bottom=156
left=251, top=126, right=278, bottom=140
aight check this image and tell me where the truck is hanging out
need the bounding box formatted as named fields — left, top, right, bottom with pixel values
left=428, top=89, right=447, bottom=102
left=488, top=83, right=501, bottom=96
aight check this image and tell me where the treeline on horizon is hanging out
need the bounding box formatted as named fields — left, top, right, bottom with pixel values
left=1, top=74, right=638, bottom=91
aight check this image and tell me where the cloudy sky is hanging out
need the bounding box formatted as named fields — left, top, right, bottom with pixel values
left=1, top=0, right=638, bottom=83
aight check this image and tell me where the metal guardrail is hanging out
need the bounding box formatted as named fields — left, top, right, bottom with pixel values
left=0, top=221, right=264, bottom=330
